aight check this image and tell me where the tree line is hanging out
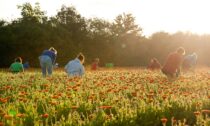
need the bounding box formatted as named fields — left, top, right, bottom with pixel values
left=0, top=2, right=210, bottom=67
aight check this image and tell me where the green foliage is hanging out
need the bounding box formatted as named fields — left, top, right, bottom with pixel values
left=0, top=69, right=209, bottom=125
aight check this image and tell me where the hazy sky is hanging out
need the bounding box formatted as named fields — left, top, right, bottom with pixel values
left=0, top=0, right=210, bottom=36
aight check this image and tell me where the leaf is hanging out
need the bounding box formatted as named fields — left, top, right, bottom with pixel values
left=9, top=109, right=17, bottom=116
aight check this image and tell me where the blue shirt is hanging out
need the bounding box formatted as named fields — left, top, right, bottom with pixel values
left=184, top=55, right=197, bottom=66
left=65, top=58, right=85, bottom=77
left=41, top=50, right=57, bottom=64
left=23, top=62, right=30, bottom=69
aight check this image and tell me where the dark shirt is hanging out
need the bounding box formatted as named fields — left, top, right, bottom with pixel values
left=162, top=52, right=183, bottom=74
left=41, top=50, right=57, bottom=64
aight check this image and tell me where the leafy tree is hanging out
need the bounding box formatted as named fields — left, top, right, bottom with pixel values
left=17, top=2, right=47, bottom=23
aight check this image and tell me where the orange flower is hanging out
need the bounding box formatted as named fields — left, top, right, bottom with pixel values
left=201, top=110, right=210, bottom=114
left=16, top=113, right=25, bottom=118
left=0, top=122, right=3, bottom=126
left=194, top=111, right=200, bottom=116
left=4, top=114, right=13, bottom=120
left=162, top=95, right=167, bottom=100
left=161, top=118, right=167, bottom=124
left=131, top=92, right=137, bottom=97
left=150, top=79, right=154, bottom=83
left=42, top=84, right=49, bottom=87
left=49, top=101, right=57, bottom=105
left=98, top=106, right=112, bottom=109
left=71, top=106, right=79, bottom=109
left=147, top=94, right=154, bottom=98
left=52, top=95, right=59, bottom=99
left=0, top=98, right=7, bottom=103
left=41, top=114, right=49, bottom=118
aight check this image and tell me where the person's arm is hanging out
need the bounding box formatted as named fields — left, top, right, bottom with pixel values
left=64, top=63, right=69, bottom=73
left=9, top=64, right=12, bottom=71
left=176, top=56, right=184, bottom=75
left=21, top=64, right=24, bottom=72
left=52, top=54, right=57, bottom=65
left=80, top=65, right=85, bottom=76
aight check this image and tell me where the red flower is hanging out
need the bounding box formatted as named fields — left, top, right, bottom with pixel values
left=161, top=118, right=167, bottom=124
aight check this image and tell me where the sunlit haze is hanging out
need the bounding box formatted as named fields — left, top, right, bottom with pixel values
left=0, top=0, right=210, bottom=36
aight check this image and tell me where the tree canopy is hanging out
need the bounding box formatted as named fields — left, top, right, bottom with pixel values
left=0, top=3, right=210, bottom=67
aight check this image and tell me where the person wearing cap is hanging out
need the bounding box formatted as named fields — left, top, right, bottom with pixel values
left=10, top=57, right=24, bottom=73
left=182, top=53, right=197, bottom=71
left=162, top=47, right=185, bottom=81
left=147, top=58, right=161, bottom=70
left=91, top=58, right=100, bottom=70
left=39, top=47, right=57, bottom=77
left=65, top=53, right=85, bottom=77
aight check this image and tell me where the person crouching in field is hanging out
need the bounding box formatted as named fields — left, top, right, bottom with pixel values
left=147, top=58, right=161, bottom=70
left=162, top=47, right=185, bottom=81
left=91, top=58, right=100, bottom=70
left=10, top=57, right=24, bottom=73
left=182, top=53, right=197, bottom=72
left=65, top=53, right=85, bottom=77
left=39, top=47, right=57, bottom=77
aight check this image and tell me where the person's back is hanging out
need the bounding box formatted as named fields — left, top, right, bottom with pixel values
left=152, top=60, right=161, bottom=70
left=23, top=62, right=30, bottom=69
left=148, top=58, right=161, bottom=70
left=65, top=53, right=85, bottom=77
left=41, top=50, right=56, bottom=63
left=182, top=53, right=197, bottom=71
left=10, top=57, right=24, bottom=73
left=162, top=52, right=183, bottom=74
left=39, top=47, right=57, bottom=77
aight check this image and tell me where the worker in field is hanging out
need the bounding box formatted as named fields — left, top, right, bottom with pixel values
left=147, top=58, right=161, bottom=70
left=182, top=53, right=197, bottom=72
left=39, top=47, right=57, bottom=77
left=9, top=57, right=24, bottom=73
left=23, top=61, right=30, bottom=69
left=162, top=47, right=185, bottom=81
left=65, top=53, right=85, bottom=77
left=91, top=58, right=100, bottom=70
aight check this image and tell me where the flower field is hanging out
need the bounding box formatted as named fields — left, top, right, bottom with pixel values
left=0, top=69, right=209, bottom=126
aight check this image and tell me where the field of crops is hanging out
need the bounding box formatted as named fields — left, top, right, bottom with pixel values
left=0, top=68, right=209, bottom=126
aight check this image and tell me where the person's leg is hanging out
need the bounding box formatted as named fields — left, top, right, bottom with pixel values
left=39, top=56, right=47, bottom=77
left=46, top=57, right=53, bottom=76
left=162, top=69, right=177, bottom=82
left=168, top=74, right=177, bottom=82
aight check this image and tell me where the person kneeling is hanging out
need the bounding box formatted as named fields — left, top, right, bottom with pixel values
left=162, top=47, right=185, bottom=81
left=10, top=57, right=24, bottom=73
left=65, top=53, right=85, bottom=77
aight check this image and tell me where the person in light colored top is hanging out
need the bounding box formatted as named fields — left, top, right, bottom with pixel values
left=162, top=47, right=185, bottom=81
left=182, top=53, right=197, bottom=71
left=39, top=47, right=57, bottom=77
left=65, top=53, right=85, bottom=77
left=10, top=57, right=24, bottom=73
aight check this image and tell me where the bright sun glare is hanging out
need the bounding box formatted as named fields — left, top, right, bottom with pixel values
left=0, top=0, right=210, bottom=36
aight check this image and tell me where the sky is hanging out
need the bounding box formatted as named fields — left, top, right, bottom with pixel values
left=0, top=0, right=210, bottom=36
